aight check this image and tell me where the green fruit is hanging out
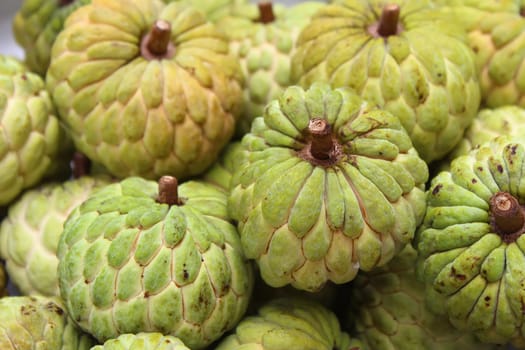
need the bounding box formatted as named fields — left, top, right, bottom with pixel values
left=57, top=176, right=254, bottom=349
left=0, top=55, right=72, bottom=206
left=348, top=245, right=495, bottom=350
left=164, top=0, right=256, bottom=22
left=91, top=333, right=190, bottom=350
left=0, top=175, right=111, bottom=297
left=229, top=82, right=428, bottom=292
left=46, top=0, right=244, bottom=181
left=216, top=1, right=323, bottom=135
left=215, top=297, right=363, bottom=350
left=415, top=135, right=525, bottom=347
left=0, top=296, right=96, bottom=350
left=291, top=0, right=480, bottom=163
left=13, top=0, right=91, bottom=76
left=199, top=141, right=244, bottom=192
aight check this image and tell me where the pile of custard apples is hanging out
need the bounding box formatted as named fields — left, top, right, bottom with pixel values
left=3, top=0, right=525, bottom=349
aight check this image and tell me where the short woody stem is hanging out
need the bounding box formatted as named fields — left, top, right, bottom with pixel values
left=377, top=4, right=401, bottom=37
left=146, top=20, right=172, bottom=56
left=71, top=152, right=91, bottom=179
left=258, top=1, right=275, bottom=24
left=308, top=119, right=333, bottom=160
left=490, top=192, right=524, bottom=234
left=157, top=176, right=179, bottom=206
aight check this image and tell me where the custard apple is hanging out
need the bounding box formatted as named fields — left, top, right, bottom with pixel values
left=216, top=1, right=323, bottom=136
left=0, top=174, right=111, bottom=297
left=0, top=296, right=96, bottom=350
left=0, top=55, right=72, bottom=206
left=415, top=135, right=525, bottom=347
left=200, top=141, right=244, bottom=192
left=291, top=0, right=481, bottom=163
left=165, top=0, right=257, bottom=22
left=348, top=245, right=495, bottom=350
left=215, top=297, right=363, bottom=350
left=57, top=176, right=253, bottom=349
left=91, top=333, right=190, bottom=350
left=228, top=82, right=428, bottom=292
left=13, top=0, right=91, bottom=76
left=46, top=0, right=244, bottom=181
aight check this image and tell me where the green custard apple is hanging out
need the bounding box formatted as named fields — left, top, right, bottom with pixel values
left=13, top=0, right=91, bottom=76
left=46, top=0, right=244, bottom=181
left=164, top=0, right=256, bottom=22
left=348, top=245, right=495, bottom=350
left=291, top=0, right=481, bottom=163
left=228, top=82, right=428, bottom=292
left=415, top=135, right=525, bottom=347
left=91, top=333, right=190, bottom=350
left=199, top=141, right=244, bottom=192
left=0, top=55, right=72, bottom=206
left=57, top=176, right=254, bottom=349
left=0, top=155, right=112, bottom=297
left=215, top=297, right=363, bottom=350
left=0, top=296, right=96, bottom=350
left=216, top=1, right=323, bottom=136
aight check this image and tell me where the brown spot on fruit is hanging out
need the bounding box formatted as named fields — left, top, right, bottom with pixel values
left=432, top=184, right=443, bottom=195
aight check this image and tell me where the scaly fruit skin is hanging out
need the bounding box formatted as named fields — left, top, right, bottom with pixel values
left=291, top=0, right=480, bottom=163
left=415, top=135, right=525, bottom=347
left=57, top=177, right=253, bottom=349
left=0, top=175, right=111, bottom=297
left=0, top=296, right=96, bottom=350
left=91, top=333, right=190, bottom=350
left=349, top=245, right=494, bottom=350
left=12, top=0, right=91, bottom=76
left=217, top=2, right=323, bottom=136
left=229, top=82, right=428, bottom=292
left=46, top=0, right=244, bottom=181
left=215, top=297, right=363, bottom=350
left=0, top=55, right=72, bottom=206
left=200, top=141, right=244, bottom=192
left=164, top=0, right=257, bottom=22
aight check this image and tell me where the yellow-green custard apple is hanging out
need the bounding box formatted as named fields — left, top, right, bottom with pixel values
left=229, top=82, right=428, bottom=292
left=291, top=0, right=481, bottom=164
left=415, top=135, right=525, bottom=347
left=46, top=0, right=244, bottom=181
left=13, top=0, right=91, bottom=76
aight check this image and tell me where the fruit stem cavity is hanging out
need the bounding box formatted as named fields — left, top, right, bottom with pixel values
left=141, top=20, right=175, bottom=60
left=157, top=176, right=180, bottom=206
left=258, top=1, right=275, bottom=24
left=71, top=152, right=91, bottom=179
left=489, top=192, right=525, bottom=242
left=298, top=119, right=343, bottom=167
left=59, top=0, right=74, bottom=6
left=369, top=4, right=402, bottom=38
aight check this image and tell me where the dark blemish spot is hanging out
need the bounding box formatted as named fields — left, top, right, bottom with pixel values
left=144, top=292, right=150, bottom=298
left=511, top=145, right=518, bottom=155
left=497, top=165, right=504, bottom=173
left=485, top=296, right=491, bottom=301
left=183, top=269, right=189, bottom=280
left=432, top=184, right=443, bottom=195
left=477, top=167, right=483, bottom=172
left=472, top=178, right=477, bottom=184
left=21, top=74, right=27, bottom=80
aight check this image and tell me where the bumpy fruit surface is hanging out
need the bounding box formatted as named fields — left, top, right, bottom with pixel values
left=200, top=141, right=244, bottom=192
left=91, top=333, right=190, bottom=350
left=215, top=297, right=362, bottom=350
left=291, top=0, right=480, bottom=163
left=415, top=135, right=525, bottom=347
left=165, top=0, right=256, bottom=22
left=57, top=176, right=253, bottom=349
left=0, top=175, right=111, bottom=297
left=46, top=0, right=244, bottom=181
left=0, top=55, right=72, bottom=206
left=349, top=245, right=494, bottom=350
left=217, top=1, right=323, bottom=135
left=229, top=83, right=428, bottom=292
left=13, top=0, right=91, bottom=76
left=0, top=296, right=96, bottom=350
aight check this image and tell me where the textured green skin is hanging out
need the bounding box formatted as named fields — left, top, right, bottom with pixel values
left=349, top=245, right=494, bottom=350
left=217, top=2, right=323, bottom=136
left=57, top=177, right=253, bottom=349
left=0, top=55, right=72, bottom=206
left=0, top=296, right=96, bottom=350
left=215, top=297, right=362, bottom=350
left=164, top=0, right=255, bottom=22
left=200, top=141, right=244, bottom=192
left=0, top=176, right=111, bottom=297
left=13, top=0, right=91, bottom=76
left=291, top=0, right=480, bottom=163
left=46, top=0, right=244, bottom=181
left=415, top=135, right=525, bottom=347
left=229, top=83, right=428, bottom=292
left=91, top=333, right=190, bottom=350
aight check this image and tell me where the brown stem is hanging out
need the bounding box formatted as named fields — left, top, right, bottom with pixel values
left=521, top=7, right=525, bottom=17
left=376, top=4, right=401, bottom=37
left=258, top=1, right=275, bottom=24
left=59, top=0, right=74, bottom=6
left=157, top=176, right=180, bottom=206
left=71, top=152, right=91, bottom=179
left=490, top=192, right=525, bottom=235
left=308, top=119, right=334, bottom=160
left=141, top=20, right=175, bottom=60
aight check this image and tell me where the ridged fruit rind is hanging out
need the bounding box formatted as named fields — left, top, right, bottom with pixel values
left=91, top=332, right=190, bottom=350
